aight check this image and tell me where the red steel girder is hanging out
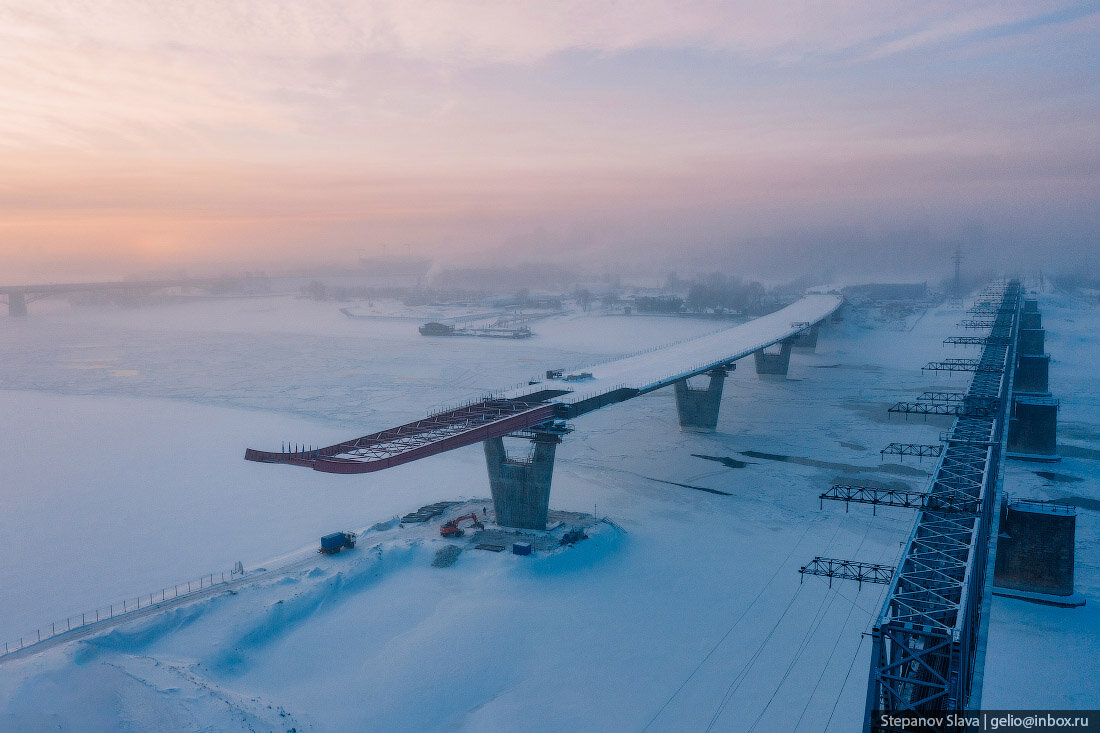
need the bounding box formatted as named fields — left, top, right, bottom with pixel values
left=245, top=399, right=559, bottom=474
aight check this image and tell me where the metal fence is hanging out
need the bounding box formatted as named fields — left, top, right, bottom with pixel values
left=1, top=565, right=244, bottom=658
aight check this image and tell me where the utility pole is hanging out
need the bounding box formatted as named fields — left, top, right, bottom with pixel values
left=953, top=246, right=963, bottom=302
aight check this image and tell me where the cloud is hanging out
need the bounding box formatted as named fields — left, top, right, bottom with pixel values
left=0, top=1, right=1095, bottom=281
left=0, top=1, right=1090, bottom=155
left=8, top=1, right=1079, bottom=63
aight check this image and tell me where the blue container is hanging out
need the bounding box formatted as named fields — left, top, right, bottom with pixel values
left=321, top=532, right=347, bottom=554
left=512, top=542, right=532, bottom=556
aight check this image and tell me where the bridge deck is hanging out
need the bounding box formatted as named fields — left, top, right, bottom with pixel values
left=245, top=294, right=842, bottom=473
left=514, top=294, right=842, bottom=403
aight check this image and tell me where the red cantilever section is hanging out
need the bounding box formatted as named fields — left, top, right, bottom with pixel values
left=244, top=398, right=560, bottom=474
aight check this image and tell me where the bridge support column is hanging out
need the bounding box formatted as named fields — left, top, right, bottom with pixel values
left=754, top=339, right=793, bottom=377
left=788, top=322, right=821, bottom=350
left=1018, top=328, right=1045, bottom=356
left=674, top=365, right=731, bottom=433
left=994, top=498, right=1082, bottom=605
left=1007, top=396, right=1059, bottom=460
left=7, top=292, right=27, bottom=317
left=1020, top=310, right=1041, bottom=330
left=1015, top=353, right=1049, bottom=394
left=484, top=431, right=561, bottom=530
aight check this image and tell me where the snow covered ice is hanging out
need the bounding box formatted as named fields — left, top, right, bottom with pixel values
left=1, top=291, right=1098, bottom=730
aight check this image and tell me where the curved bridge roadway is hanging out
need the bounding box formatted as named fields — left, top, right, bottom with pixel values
left=245, top=294, right=842, bottom=474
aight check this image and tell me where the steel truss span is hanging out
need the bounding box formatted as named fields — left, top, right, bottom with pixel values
left=819, top=485, right=980, bottom=515
left=881, top=443, right=944, bottom=459
left=889, top=399, right=998, bottom=419
left=865, top=280, right=1021, bottom=731
left=800, top=557, right=894, bottom=589
left=821, top=484, right=929, bottom=511
left=245, top=398, right=559, bottom=474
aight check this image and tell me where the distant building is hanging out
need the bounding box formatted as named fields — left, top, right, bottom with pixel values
left=844, top=283, right=927, bottom=301
left=632, top=295, right=684, bottom=314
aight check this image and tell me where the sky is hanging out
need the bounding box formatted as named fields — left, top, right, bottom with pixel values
left=1, top=1, right=1098, bottom=283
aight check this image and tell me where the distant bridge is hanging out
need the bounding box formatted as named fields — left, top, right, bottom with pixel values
left=247, top=294, right=843, bottom=528
left=0, top=278, right=221, bottom=316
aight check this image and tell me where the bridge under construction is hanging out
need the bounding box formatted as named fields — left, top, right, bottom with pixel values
left=246, top=294, right=842, bottom=528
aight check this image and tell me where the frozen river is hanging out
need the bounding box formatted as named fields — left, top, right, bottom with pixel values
left=0, top=297, right=726, bottom=639
left=1, top=291, right=1097, bottom=730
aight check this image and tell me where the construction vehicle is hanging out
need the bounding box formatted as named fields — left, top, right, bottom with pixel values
left=320, top=531, right=357, bottom=554
left=439, top=513, right=484, bottom=538
left=560, top=527, right=588, bottom=546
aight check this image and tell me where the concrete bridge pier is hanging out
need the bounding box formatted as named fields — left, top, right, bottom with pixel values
left=674, top=365, right=731, bottom=432
left=789, top=322, right=821, bottom=350
left=754, top=339, right=793, bottom=377
left=994, top=498, right=1082, bottom=605
left=1018, top=328, right=1045, bottom=356
left=7, top=292, right=27, bottom=317
left=1007, top=396, right=1059, bottom=460
left=1015, top=353, right=1050, bottom=394
left=1009, top=300, right=1058, bottom=461
left=483, top=430, right=563, bottom=530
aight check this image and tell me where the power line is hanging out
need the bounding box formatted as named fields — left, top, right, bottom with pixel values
left=953, top=246, right=964, bottom=302
left=705, top=583, right=808, bottom=731
left=796, top=538, right=903, bottom=729
left=748, top=586, right=841, bottom=731
left=700, top=520, right=851, bottom=730
left=824, top=635, right=866, bottom=732
left=777, top=505, right=883, bottom=730
left=792, top=587, right=864, bottom=731
left=642, top=522, right=820, bottom=731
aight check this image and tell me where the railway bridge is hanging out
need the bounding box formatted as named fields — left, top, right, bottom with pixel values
left=864, top=280, right=1041, bottom=731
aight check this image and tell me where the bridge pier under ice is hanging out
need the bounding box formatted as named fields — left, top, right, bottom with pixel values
left=753, top=338, right=793, bottom=376
left=7, top=292, right=27, bottom=317
left=484, top=427, right=569, bottom=530
left=674, top=365, right=731, bottom=432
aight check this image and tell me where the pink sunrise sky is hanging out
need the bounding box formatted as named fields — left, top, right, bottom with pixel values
left=1, top=1, right=1097, bottom=281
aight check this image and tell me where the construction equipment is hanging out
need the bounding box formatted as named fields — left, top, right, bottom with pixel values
left=560, top=527, right=587, bottom=545
left=439, top=513, right=484, bottom=538
left=320, top=531, right=357, bottom=554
